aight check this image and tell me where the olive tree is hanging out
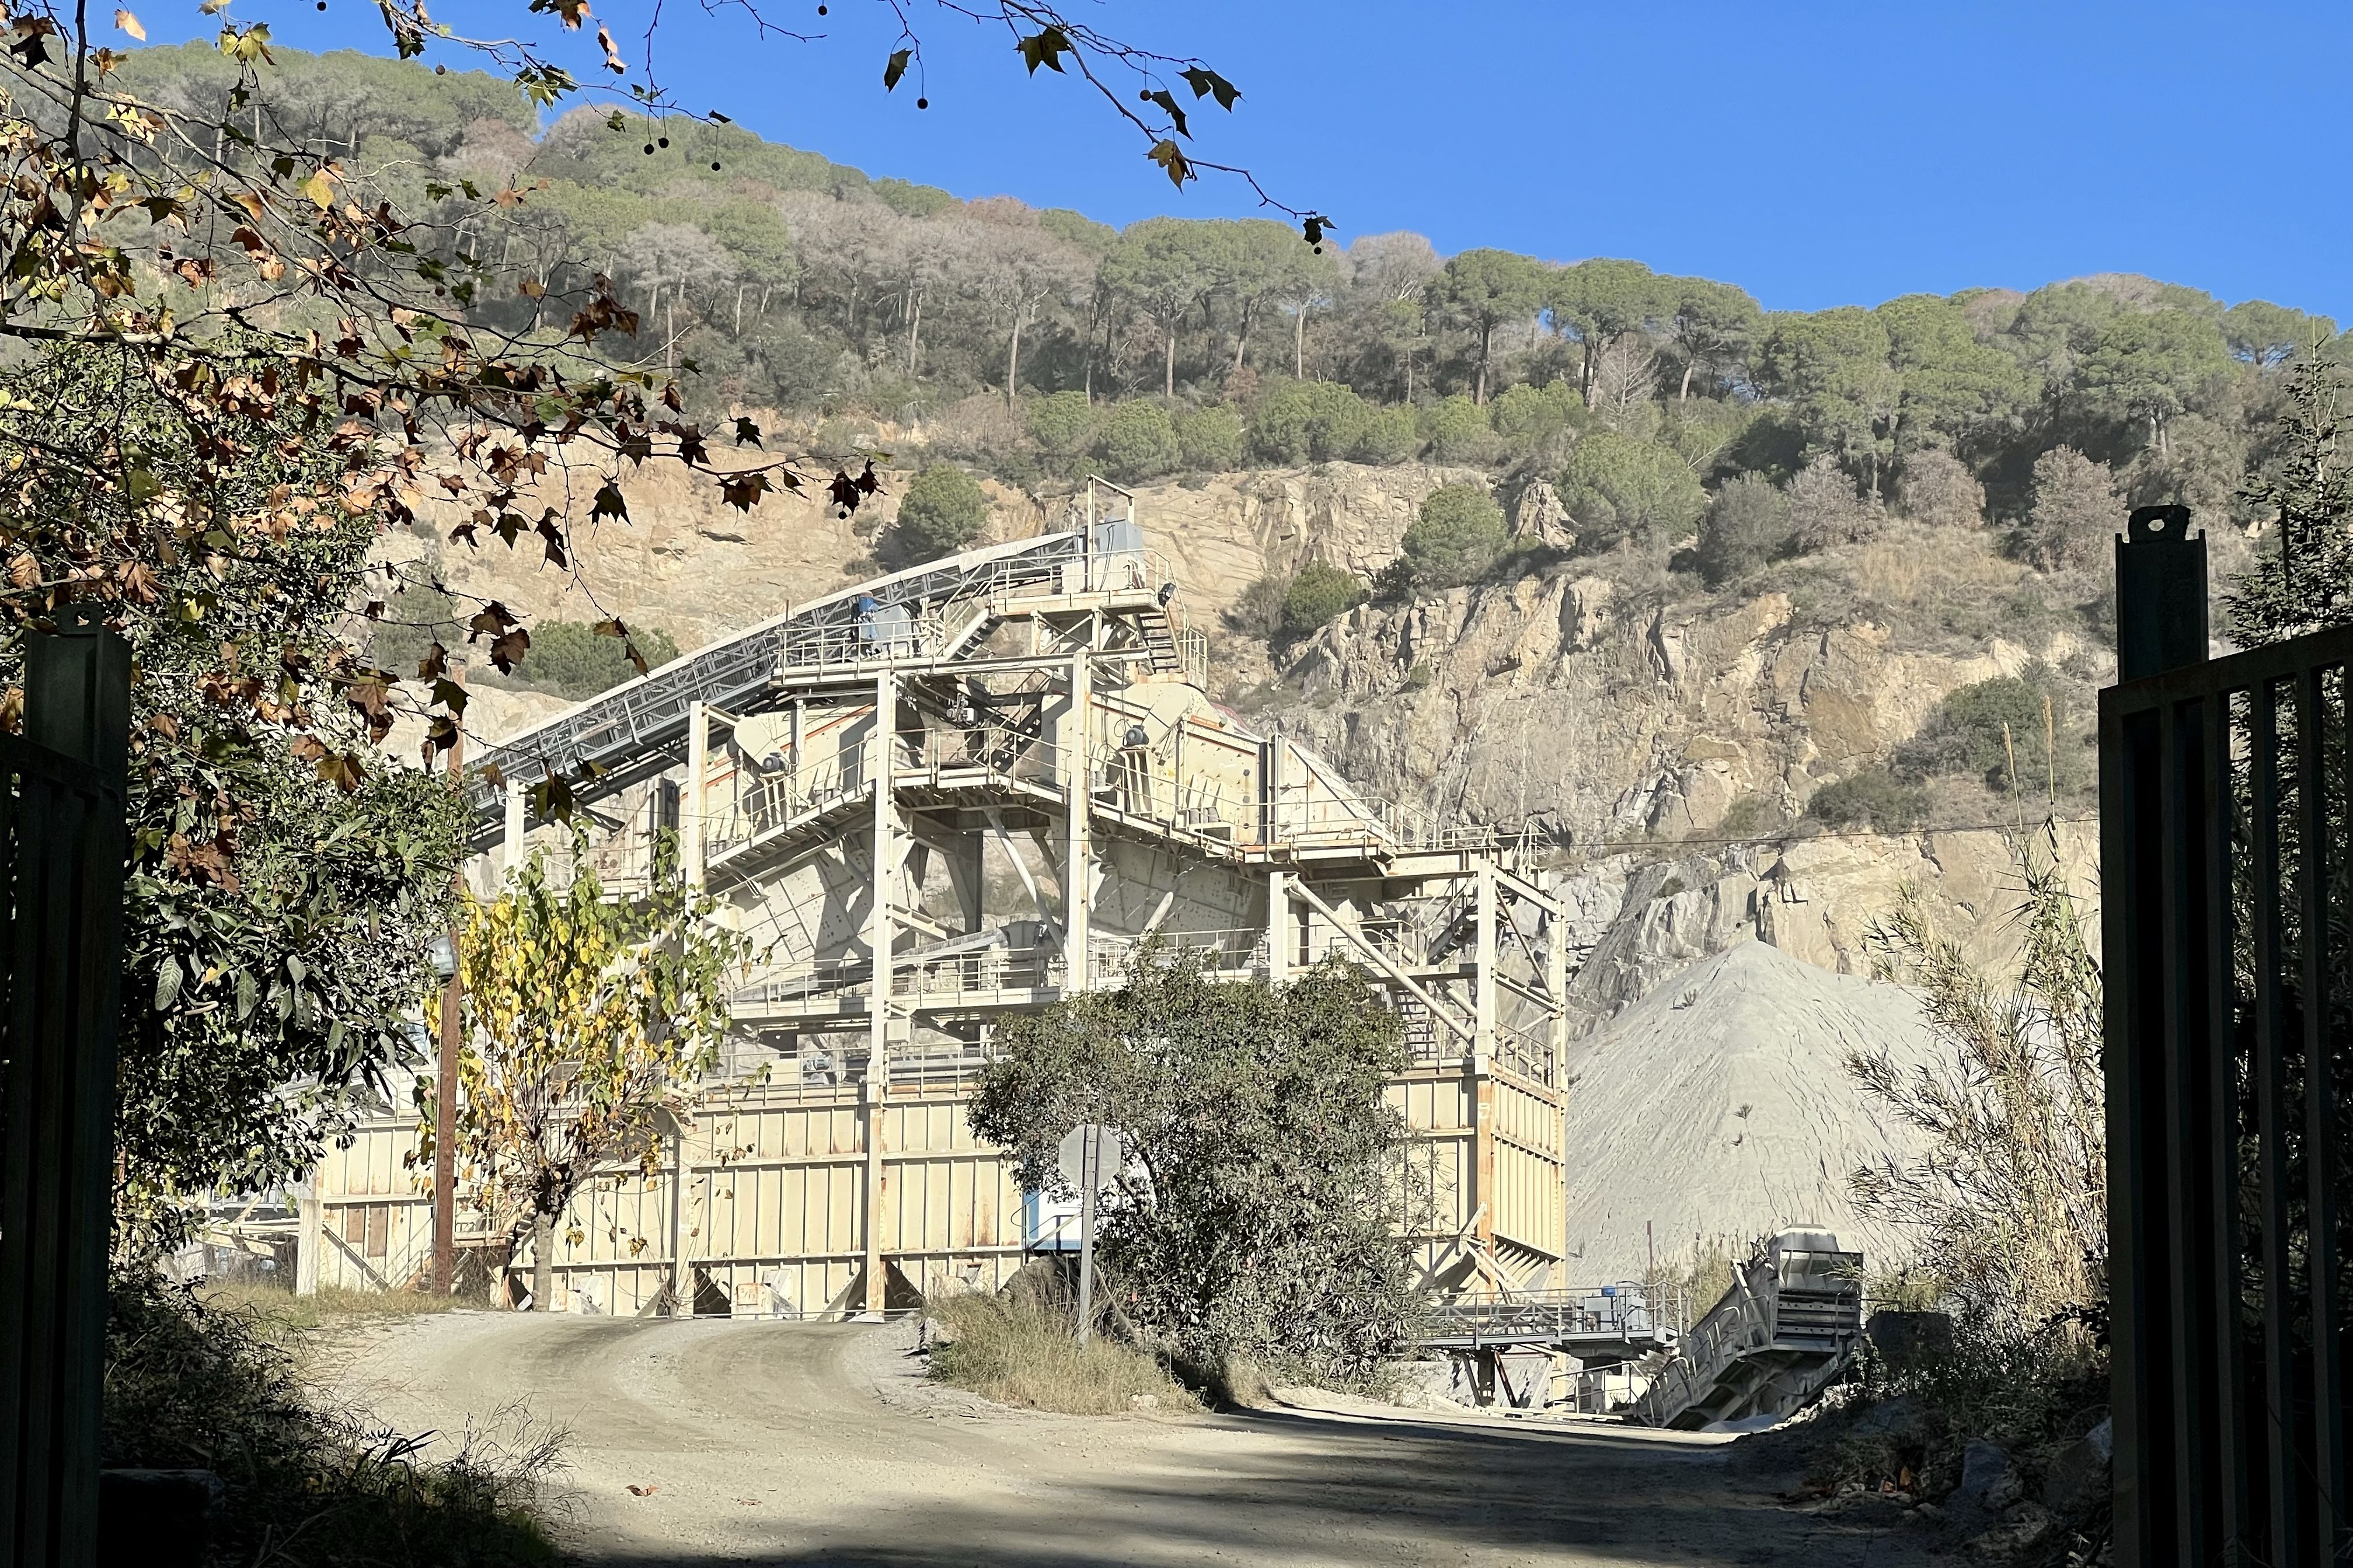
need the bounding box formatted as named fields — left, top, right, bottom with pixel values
left=970, top=953, right=1421, bottom=1385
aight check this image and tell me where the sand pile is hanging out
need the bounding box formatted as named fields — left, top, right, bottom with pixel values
left=1560, top=938, right=1935, bottom=1281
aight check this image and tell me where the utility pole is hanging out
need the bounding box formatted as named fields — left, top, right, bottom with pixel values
left=432, top=668, right=463, bottom=1300
left=1076, top=1126, right=1099, bottom=1346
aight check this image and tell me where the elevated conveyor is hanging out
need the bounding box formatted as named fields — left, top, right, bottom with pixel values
left=1636, top=1230, right=1863, bottom=1430
left=462, top=517, right=1169, bottom=853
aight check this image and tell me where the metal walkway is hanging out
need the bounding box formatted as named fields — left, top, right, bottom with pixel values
left=1421, top=1284, right=1678, bottom=1363
left=1635, top=1230, right=1863, bottom=1430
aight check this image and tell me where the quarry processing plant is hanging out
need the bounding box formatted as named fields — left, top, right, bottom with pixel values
left=301, top=483, right=1583, bottom=1322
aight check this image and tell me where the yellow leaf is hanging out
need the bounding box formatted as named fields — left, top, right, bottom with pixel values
left=113, top=8, right=145, bottom=37
left=302, top=167, right=337, bottom=209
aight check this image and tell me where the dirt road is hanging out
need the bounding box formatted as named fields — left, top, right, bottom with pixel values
left=325, top=1313, right=1927, bottom=1567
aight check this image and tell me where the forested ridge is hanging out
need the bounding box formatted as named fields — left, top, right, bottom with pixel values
left=121, top=42, right=2338, bottom=572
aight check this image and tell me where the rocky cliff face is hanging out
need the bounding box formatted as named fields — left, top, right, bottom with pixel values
left=417, top=460, right=2102, bottom=1023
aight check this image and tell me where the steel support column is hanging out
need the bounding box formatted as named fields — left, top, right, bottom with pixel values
left=863, top=668, right=895, bottom=1316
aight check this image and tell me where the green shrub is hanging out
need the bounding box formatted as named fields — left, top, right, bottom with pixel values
left=1400, top=483, right=1507, bottom=589
left=1559, top=431, right=1707, bottom=552
left=1279, top=561, right=1365, bottom=636
left=1250, top=380, right=1373, bottom=465
left=887, top=462, right=993, bottom=566
left=1489, top=379, right=1585, bottom=452
left=1420, top=394, right=1497, bottom=465
left=1174, top=404, right=1245, bottom=472
left=1807, top=767, right=1928, bottom=832
left=368, top=581, right=466, bottom=680
left=1696, top=472, right=1792, bottom=586
left=511, top=619, right=681, bottom=699
left=1025, top=390, right=1098, bottom=475
left=1093, top=400, right=1181, bottom=483
left=1894, top=673, right=2087, bottom=793
left=1351, top=403, right=1418, bottom=464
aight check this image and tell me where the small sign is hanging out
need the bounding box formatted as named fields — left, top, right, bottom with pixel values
left=1057, top=1123, right=1124, bottom=1191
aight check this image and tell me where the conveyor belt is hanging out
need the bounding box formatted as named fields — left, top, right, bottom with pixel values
left=462, top=528, right=1110, bottom=853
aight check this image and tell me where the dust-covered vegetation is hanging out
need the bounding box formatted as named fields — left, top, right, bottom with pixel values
left=970, top=953, right=1424, bottom=1390
left=108, top=1276, right=562, bottom=1567
left=927, top=1284, right=1202, bottom=1416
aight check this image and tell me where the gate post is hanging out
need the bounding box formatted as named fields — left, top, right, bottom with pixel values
left=0, top=603, right=131, bottom=1568
left=2115, top=503, right=2208, bottom=682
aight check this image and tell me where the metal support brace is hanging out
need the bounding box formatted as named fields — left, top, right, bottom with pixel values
left=1286, top=879, right=1474, bottom=1042
left=1474, top=862, right=1499, bottom=1056
left=1267, top=868, right=1288, bottom=983
left=863, top=667, right=895, bottom=1316
left=1064, top=649, right=1091, bottom=993
left=684, top=700, right=709, bottom=891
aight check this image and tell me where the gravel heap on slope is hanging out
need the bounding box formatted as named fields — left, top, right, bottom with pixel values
left=1560, top=938, right=1935, bottom=1283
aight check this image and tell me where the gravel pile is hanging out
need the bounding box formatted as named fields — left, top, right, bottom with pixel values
left=1560, top=939, right=1935, bottom=1281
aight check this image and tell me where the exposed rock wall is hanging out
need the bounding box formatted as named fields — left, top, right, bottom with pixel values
left=411, top=459, right=2102, bottom=1027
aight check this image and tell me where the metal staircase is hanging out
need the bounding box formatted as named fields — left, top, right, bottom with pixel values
left=1636, top=1230, right=1864, bottom=1430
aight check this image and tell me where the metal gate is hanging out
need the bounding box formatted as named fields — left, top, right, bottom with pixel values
left=0, top=609, right=130, bottom=1568
left=2104, top=512, right=2353, bottom=1565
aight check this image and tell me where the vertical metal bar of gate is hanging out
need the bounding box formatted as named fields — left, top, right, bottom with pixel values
left=2252, top=680, right=2302, bottom=1564
left=0, top=607, right=131, bottom=1568
left=2298, top=666, right=2345, bottom=1553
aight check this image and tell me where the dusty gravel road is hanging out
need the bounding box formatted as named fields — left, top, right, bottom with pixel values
left=323, top=1312, right=1927, bottom=1567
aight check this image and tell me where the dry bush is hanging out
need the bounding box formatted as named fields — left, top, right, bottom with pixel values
left=926, top=1290, right=1202, bottom=1416
left=201, top=1279, right=466, bottom=1339
left=108, top=1275, right=562, bottom=1567
left=1848, top=825, right=2105, bottom=1330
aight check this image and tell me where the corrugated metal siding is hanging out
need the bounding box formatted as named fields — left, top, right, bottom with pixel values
left=312, top=1063, right=1563, bottom=1305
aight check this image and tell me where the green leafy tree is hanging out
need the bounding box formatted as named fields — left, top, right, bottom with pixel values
left=2017, top=446, right=2122, bottom=572
left=1665, top=277, right=1762, bottom=401
left=2073, top=309, right=2234, bottom=458
left=1427, top=249, right=1547, bottom=404
left=1250, top=380, right=1374, bottom=465
left=1547, top=259, right=1667, bottom=408
left=512, top=620, right=683, bottom=699
left=1418, top=394, right=1497, bottom=466
left=0, top=341, right=468, bottom=1239
left=1026, top=390, right=1100, bottom=477
left=1352, top=404, right=1419, bottom=464
left=1877, top=294, right=2030, bottom=460
left=1895, top=675, right=2084, bottom=794
left=1092, top=400, right=1181, bottom=483
left=1557, top=431, right=1706, bottom=552
left=2224, top=354, right=2353, bottom=644
left=2220, top=301, right=2337, bottom=371
left=1174, top=404, right=1246, bottom=471
left=1400, top=483, right=1507, bottom=588
left=1489, top=379, right=1586, bottom=456
left=1696, top=472, right=1791, bottom=586
left=1757, top=307, right=1901, bottom=495
left=1102, top=218, right=1217, bottom=398
left=886, top=463, right=994, bottom=566
left=455, top=836, right=750, bottom=1308
left=1807, top=768, right=1928, bottom=832
left=969, top=954, right=1420, bottom=1384
left=1280, top=561, right=1365, bottom=636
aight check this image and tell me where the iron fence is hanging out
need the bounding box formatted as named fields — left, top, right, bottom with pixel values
left=2103, top=537, right=2353, bottom=1562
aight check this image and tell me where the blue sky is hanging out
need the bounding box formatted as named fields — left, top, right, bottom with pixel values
left=137, top=0, right=2351, bottom=320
